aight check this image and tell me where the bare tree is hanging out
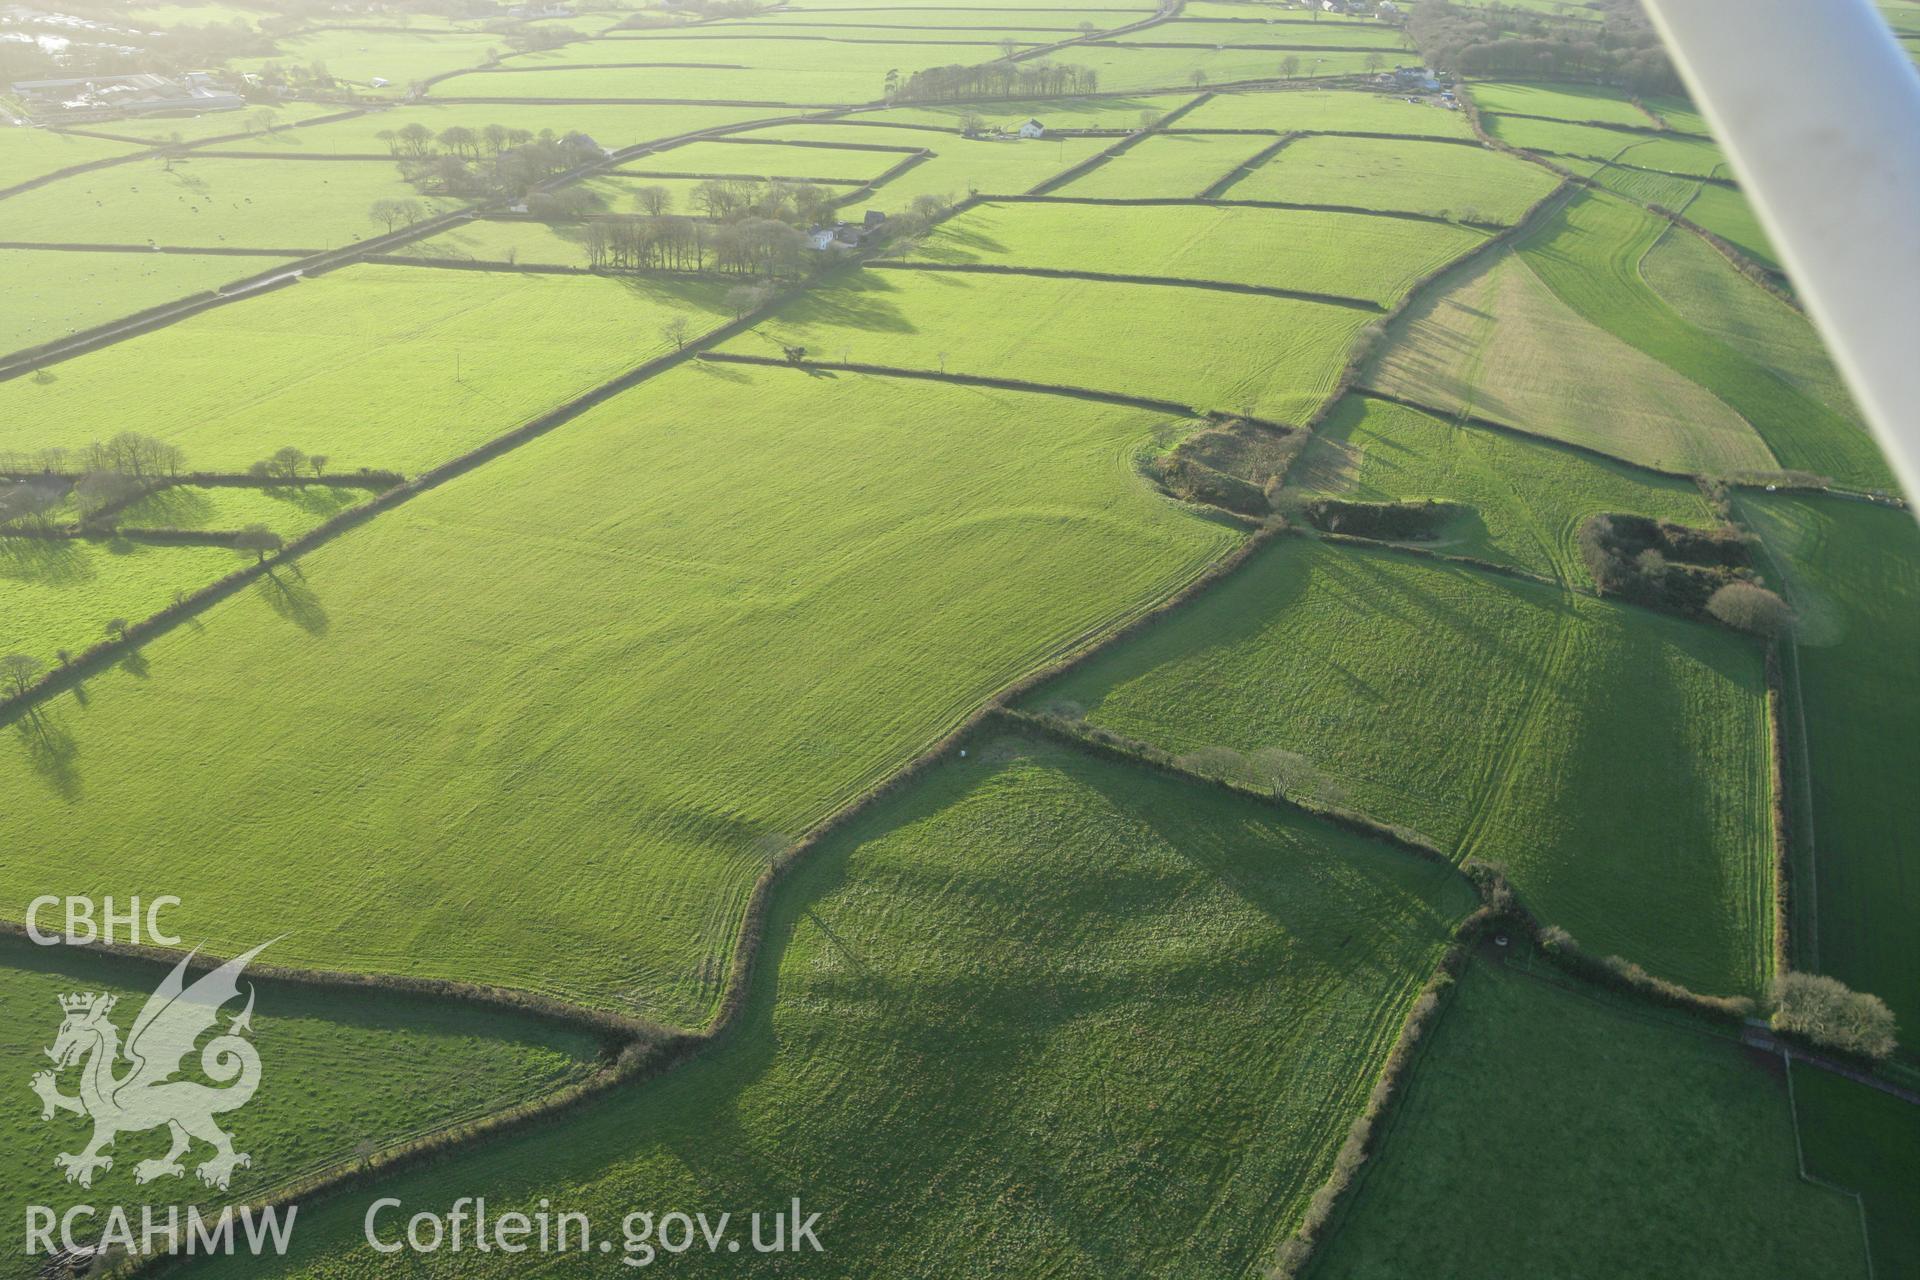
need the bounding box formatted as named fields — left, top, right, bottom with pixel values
left=633, top=184, right=672, bottom=217
left=1280, top=54, right=1301, bottom=79
left=233, top=524, right=284, bottom=563
left=308, top=454, right=330, bottom=477
left=662, top=317, right=692, bottom=350
left=1, top=653, right=44, bottom=697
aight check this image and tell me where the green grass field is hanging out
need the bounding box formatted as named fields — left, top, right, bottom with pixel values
left=1588, top=161, right=1700, bottom=209
left=406, top=215, right=600, bottom=265
left=428, top=36, right=919, bottom=104
left=1789, top=1065, right=1920, bottom=1277
left=0, top=365, right=1235, bottom=1025
left=1069, top=43, right=1379, bottom=89
left=1176, top=88, right=1474, bottom=137
left=1229, top=135, right=1559, bottom=223
left=721, top=266, right=1371, bottom=421
left=115, top=482, right=378, bottom=537
left=858, top=92, right=1194, bottom=131
left=1110, top=18, right=1410, bottom=47
left=0, top=129, right=146, bottom=191
left=1294, top=396, right=1715, bottom=585
left=232, top=30, right=515, bottom=90
left=1481, top=114, right=1636, bottom=162
left=909, top=200, right=1485, bottom=304
left=1467, top=81, right=1658, bottom=129
left=1, top=536, right=252, bottom=663
left=0, top=248, right=294, bottom=356
left=0, top=265, right=733, bottom=475
left=1519, top=191, right=1893, bottom=489
left=0, top=935, right=599, bottom=1244
left=95, top=100, right=344, bottom=143
left=185, top=733, right=1475, bottom=1279
left=1682, top=181, right=1781, bottom=269
left=1738, top=493, right=1920, bottom=1032
left=1056, top=132, right=1285, bottom=198
left=1024, top=536, right=1775, bottom=997
left=1369, top=244, right=1773, bottom=475
left=1641, top=228, right=1862, bottom=428
left=851, top=134, right=1111, bottom=209
left=0, top=154, right=458, bottom=249
left=1308, top=958, right=1865, bottom=1278
left=200, top=102, right=778, bottom=155
left=618, top=138, right=907, bottom=182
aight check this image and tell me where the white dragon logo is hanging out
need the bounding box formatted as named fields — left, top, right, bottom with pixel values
left=29, top=942, right=271, bottom=1192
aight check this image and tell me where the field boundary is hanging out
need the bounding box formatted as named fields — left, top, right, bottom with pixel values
left=864, top=258, right=1383, bottom=309
left=989, top=190, right=1506, bottom=229
left=1198, top=131, right=1296, bottom=199
left=695, top=350, right=1209, bottom=415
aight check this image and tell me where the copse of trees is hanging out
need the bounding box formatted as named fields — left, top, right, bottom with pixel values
left=888, top=58, right=1098, bottom=103
left=379, top=125, right=604, bottom=202
left=1770, top=972, right=1898, bottom=1061
left=1407, top=0, right=1680, bottom=93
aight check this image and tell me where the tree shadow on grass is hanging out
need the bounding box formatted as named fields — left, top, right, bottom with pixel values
left=255, top=566, right=329, bottom=636
left=14, top=708, right=81, bottom=801
left=0, top=537, right=94, bottom=587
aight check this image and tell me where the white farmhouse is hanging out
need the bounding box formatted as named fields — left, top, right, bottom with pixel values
left=1017, top=118, right=1046, bottom=139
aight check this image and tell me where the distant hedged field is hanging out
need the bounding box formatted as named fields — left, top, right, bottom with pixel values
left=1, top=0, right=1916, bottom=1275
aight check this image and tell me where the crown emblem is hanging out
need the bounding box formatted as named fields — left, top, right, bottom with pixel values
left=58, top=992, right=113, bottom=1017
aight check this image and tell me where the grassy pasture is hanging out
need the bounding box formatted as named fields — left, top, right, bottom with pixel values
left=1229, top=135, right=1558, bottom=222
left=405, top=215, right=600, bottom=265
left=1467, top=81, right=1657, bottom=129
left=856, top=92, right=1194, bottom=129
left=722, top=9, right=1148, bottom=28
left=1054, top=131, right=1284, bottom=198
left=1588, top=162, right=1699, bottom=210
left=0, top=934, right=599, bottom=1249
left=1107, top=19, right=1410, bottom=47
left=0, top=154, right=457, bottom=249
left=428, top=60, right=878, bottom=105
left=187, top=735, right=1474, bottom=1279
left=0, top=366, right=1235, bottom=1025
left=621, top=138, right=906, bottom=181
left=430, top=36, right=921, bottom=103
left=1640, top=94, right=1713, bottom=135
left=1613, top=134, right=1726, bottom=177
left=115, top=483, right=379, bottom=538
left=0, top=128, right=145, bottom=191
left=89, top=100, right=343, bottom=143
left=1481, top=113, right=1635, bottom=161
left=854, top=134, right=1111, bottom=208
left=723, top=266, right=1371, bottom=421
left=1067, top=43, right=1379, bottom=89
left=0, top=265, right=733, bottom=475
left=909, top=200, right=1486, bottom=304
left=1308, top=958, right=1865, bottom=1278
left=573, top=171, right=862, bottom=217
left=0, top=248, right=293, bottom=357
left=601, top=27, right=1051, bottom=49
left=1641, top=228, right=1861, bottom=427
left=0, top=536, right=250, bottom=664
left=1025, top=536, right=1775, bottom=998
left=199, top=102, right=778, bottom=155
left=1738, top=494, right=1920, bottom=1032
left=1369, top=245, right=1772, bottom=475
left=232, top=30, right=514, bottom=90
left=1176, top=88, right=1475, bottom=137
left=1295, top=396, right=1714, bottom=585
left=1519, top=192, right=1893, bottom=489
left=1790, top=1065, right=1920, bottom=1277
left=1682, top=181, right=1780, bottom=269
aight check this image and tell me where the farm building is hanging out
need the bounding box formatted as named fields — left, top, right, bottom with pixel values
left=1018, top=119, right=1047, bottom=139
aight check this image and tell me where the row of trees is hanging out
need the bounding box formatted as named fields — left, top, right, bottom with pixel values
left=887, top=59, right=1099, bottom=103
left=395, top=129, right=604, bottom=202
